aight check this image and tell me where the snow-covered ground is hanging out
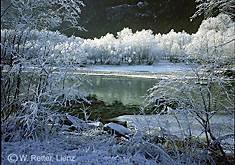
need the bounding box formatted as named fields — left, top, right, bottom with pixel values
left=85, top=61, right=194, bottom=73
left=3, top=113, right=233, bottom=164
left=2, top=124, right=174, bottom=164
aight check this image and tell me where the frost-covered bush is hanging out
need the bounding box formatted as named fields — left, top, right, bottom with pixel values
left=1, top=29, right=84, bottom=65
left=79, top=33, right=120, bottom=65
left=145, top=64, right=235, bottom=162
left=76, top=28, right=164, bottom=65
left=186, top=14, right=234, bottom=64
left=53, top=36, right=84, bottom=64
left=191, top=0, right=234, bottom=19
left=117, top=28, right=163, bottom=65
left=155, top=30, right=192, bottom=62
left=1, top=29, right=88, bottom=142
left=153, top=14, right=234, bottom=64
left=71, top=17, right=233, bottom=66
left=3, top=17, right=233, bottom=67
left=1, top=0, right=84, bottom=30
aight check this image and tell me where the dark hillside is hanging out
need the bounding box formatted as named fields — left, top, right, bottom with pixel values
left=59, top=0, right=203, bottom=38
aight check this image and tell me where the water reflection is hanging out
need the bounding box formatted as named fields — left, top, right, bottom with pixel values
left=81, top=75, right=158, bottom=105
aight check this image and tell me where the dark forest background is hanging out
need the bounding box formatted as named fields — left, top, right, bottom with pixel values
left=59, top=0, right=203, bottom=38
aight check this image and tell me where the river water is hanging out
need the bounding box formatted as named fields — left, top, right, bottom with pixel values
left=80, top=75, right=158, bottom=105
left=79, top=62, right=194, bottom=105
left=77, top=65, right=234, bottom=143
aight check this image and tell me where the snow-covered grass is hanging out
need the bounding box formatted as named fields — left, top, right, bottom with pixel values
left=4, top=112, right=233, bottom=164
left=2, top=128, right=125, bottom=164
left=2, top=120, right=176, bottom=165
left=2, top=112, right=234, bottom=164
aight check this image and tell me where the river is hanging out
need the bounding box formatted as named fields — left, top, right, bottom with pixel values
left=75, top=64, right=234, bottom=144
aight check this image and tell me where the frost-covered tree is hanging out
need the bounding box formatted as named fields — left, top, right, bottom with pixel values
left=186, top=14, right=234, bottom=65
left=1, top=0, right=87, bottom=142
left=144, top=5, right=234, bottom=163
left=191, top=0, right=235, bottom=19
left=155, top=29, right=192, bottom=62
left=146, top=64, right=234, bottom=162
left=1, top=0, right=85, bottom=30
left=72, top=28, right=163, bottom=65
left=1, top=29, right=89, bottom=141
left=115, top=28, right=163, bottom=65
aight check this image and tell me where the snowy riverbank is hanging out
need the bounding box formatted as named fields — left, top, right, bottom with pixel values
left=75, top=61, right=196, bottom=79
left=85, top=61, right=194, bottom=73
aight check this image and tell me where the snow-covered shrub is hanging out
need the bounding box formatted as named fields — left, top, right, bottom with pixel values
left=4, top=20, right=232, bottom=67
left=1, top=0, right=84, bottom=30
left=145, top=64, right=234, bottom=162
left=186, top=14, right=234, bottom=64
left=77, top=28, right=163, bottom=65
left=153, top=14, right=234, bottom=64
left=1, top=29, right=85, bottom=65
left=87, top=33, right=120, bottom=65
left=81, top=21, right=232, bottom=65
left=191, top=0, right=234, bottom=19
left=117, top=28, right=163, bottom=64
left=155, top=29, right=192, bottom=62
left=53, top=37, right=84, bottom=64
left=1, top=29, right=88, bottom=141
